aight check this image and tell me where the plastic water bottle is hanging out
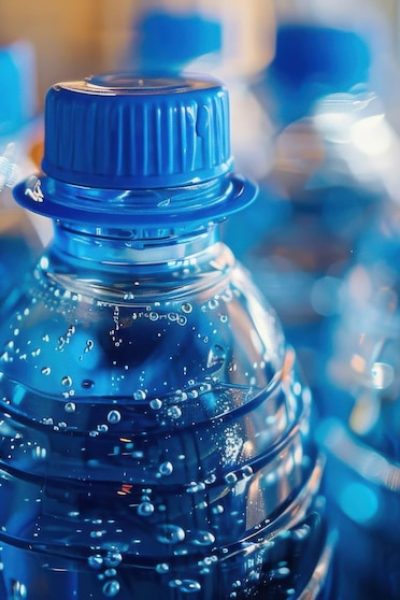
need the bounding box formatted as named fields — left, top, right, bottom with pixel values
left=319, top=183, right=400, bottom=598
left=0, top=41, right=50, bottom=307
left=0, top=74, right=335, bottom=599
left=225, top=24, right=399, bottom=393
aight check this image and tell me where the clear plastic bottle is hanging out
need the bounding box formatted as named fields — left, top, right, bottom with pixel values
left=0, top=74, right=334, bottom=599
left=319, top=181, right=400, bottom=599
left=225, top=24, right=400, bottom=393
left=0, top=41, right=50, bottom=308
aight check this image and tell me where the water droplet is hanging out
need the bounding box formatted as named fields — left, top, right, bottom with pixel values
left=134, top=389, right=146, bottom=401
left=41, top=367, right=51, bottom=376
left=159, top=461, right=173, bottom=476
left=157, top=524, right=185, bottom=544
left=191, top=530, right=215, bottom=546
left=137, top=502, right=154, bottom=517
left=181, top=303, right=193, bottom=314
left=107, top=410, right=121, bottom=424
left=155, top=562, right=170, bottom=574
left=150, top=398, right=162, bottom=410
left=88, top=555, right=103, bottom=570
left=102, top=580, right=120, bottom=597
left=61, top=376, right=72, bottom=387
left=220, top=315, right=228, bottom=323
left=64, top=402, right=76, bottom=413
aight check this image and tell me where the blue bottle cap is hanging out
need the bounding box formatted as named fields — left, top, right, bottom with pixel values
left=42, top=73, right=233, bottom=189
left=0, top=41, right=37, bottom=138
left=272, top=25, right=371, bottom=90
left=133, top=11, right=222, bottom=73
left=269, top=25, right=372, bottom=123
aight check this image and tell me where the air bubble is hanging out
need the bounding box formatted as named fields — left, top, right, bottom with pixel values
left=41, top=367, right=51, bottom=376
left=104, top=551, right=123, bottom=568
left=107, top=410, right=121, bottom=424
left=102, top=580, right=120, bottom=597
left=64, top=402, right=76, bottom=413
left=104, top=569, right=117, bottom=578
left=156, top=563, right=170, bottom=574
left=192, top=530, right=216, bottom=546
left=212, top=504, right=224, bottom=515
left=159, top=461, right=173, bottom=476
left=88, top=555, right=103, bottom=570
left=134, top=390, right=147, bottom=401
left=137, top=502, right=155, bottom=517
left=168, top=405, right=182, bottom=420
left=181, top=303, right=193, bottom=314
left=61, top=376, right=72, bottom=387
left=241, top=465, right=254, bottom=479
left=150, top=398, right=162, bottom=410
left=157, top=524, right=185, bottom=544
left=225, top=472, right=238, bottom=486
left=169, top=579, right=201, bottom=594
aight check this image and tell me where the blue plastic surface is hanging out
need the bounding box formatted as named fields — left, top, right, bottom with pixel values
left=268, top=25, right=371, bottom=124
left=42, top=74, right=233, bottom=189
left=133, top=11, right=222, bottom=73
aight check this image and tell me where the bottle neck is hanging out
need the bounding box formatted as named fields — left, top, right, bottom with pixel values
left=51, top=220, right=222, bottom=270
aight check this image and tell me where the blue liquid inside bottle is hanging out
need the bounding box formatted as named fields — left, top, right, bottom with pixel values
left=0, top=74, right=334, bottom=599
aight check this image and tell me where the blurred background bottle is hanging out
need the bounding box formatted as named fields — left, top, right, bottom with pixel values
left=225, top=16, right=400, bottom=398
left=0, top=40, right=50, bottom=309
left=123, top=0, right=276, bottom=181
left=319, top=174, right=400, bottom=598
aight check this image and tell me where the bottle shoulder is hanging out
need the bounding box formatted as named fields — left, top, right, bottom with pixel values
left=0, top=247, right=287, bottom=418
